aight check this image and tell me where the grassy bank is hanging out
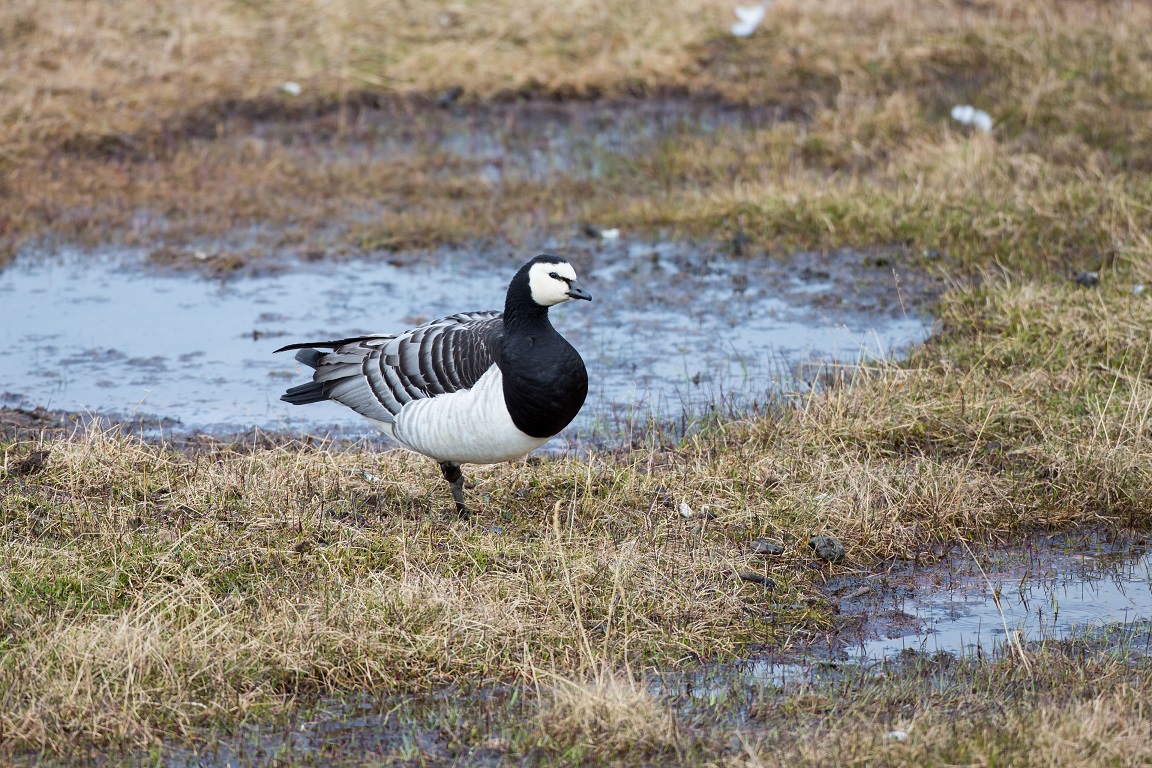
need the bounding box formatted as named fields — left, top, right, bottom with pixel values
left=2, top=1, right=1150, bottom=269
left=3, top=273, right=1152, bottom=757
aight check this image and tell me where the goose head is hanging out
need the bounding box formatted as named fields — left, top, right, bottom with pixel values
left=517, top=255, right=592, bottom=307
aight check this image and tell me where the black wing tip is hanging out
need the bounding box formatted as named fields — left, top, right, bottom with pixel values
left=275, top=335, right=393, bottom=355
left=275, top=341, right=322, bottom=354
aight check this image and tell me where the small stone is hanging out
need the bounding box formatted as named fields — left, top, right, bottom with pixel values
left=678, top=502, right=694, bottom=519
left=749, top=538, right=784, bottom=556
left=809, top=535, right=846, bottom=564
left=730, top=231, right=752, bottom=257
left=14, top=450, right=49, bottom=476
left=280, top=81, right=302, bottom=96
left=1074, top=271, right=1100, bottom=287
left=951, top=104, right=993, bottom=133
left=739, top=572, right=776, bottom=588
left=578, top=223, right=620, bottom=241
left=437, top=86, right=464, bottom=109
left=884, top=730, right=908, bottom=742
left=1134, top=284, right=1145, bottom=296
left=731, top=4, right=768, bottom=37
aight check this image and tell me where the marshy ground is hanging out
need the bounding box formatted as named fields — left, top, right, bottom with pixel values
left=3, top=1, right=1152, bottom=765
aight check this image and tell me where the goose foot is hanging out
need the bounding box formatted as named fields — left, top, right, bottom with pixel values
left=439, top=461, right=468, bottom=518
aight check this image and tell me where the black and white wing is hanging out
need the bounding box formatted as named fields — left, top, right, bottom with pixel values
left=275, top=311, right=504, bottom=423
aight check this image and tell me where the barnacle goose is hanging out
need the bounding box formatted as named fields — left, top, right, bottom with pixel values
left=275, top=255, right=591, bottom=516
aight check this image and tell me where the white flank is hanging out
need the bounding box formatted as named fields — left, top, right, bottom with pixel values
left=381, top=365, right=549, bottom=464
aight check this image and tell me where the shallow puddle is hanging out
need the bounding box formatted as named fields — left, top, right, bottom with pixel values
left=708, top=533, right=1152, bottom=690
left=0, top=243, right=930, bottom=445
left=859, top=539, right=1152, bottom=659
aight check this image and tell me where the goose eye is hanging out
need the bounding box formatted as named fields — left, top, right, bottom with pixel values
left=548, top=272, right=571, bottom=284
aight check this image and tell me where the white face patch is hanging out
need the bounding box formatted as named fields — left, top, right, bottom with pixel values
left=527, top=261, right=579, bottom=307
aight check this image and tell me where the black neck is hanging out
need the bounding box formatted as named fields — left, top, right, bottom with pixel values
left=496, top=255, right=589, bottom=439
left=503, top=296, right=551, bottom=332
left=502, top=262, right=551, bottom=330
left=498, top=303, right=587, bottom=439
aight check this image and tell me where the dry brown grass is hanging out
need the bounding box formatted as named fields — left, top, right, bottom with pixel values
left=4, top=1, right=1151, bottom=267
left=9, top=0, right=1150, bottom=140
left=0, top=425, right=796, bottom=752
left=536, top=665, right=681, bottom=760
left=2, top=0, right=729, bottom=145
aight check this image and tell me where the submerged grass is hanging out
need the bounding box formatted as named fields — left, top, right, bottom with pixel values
left=738, top=642, right=1152, bottom=767
left=529, top=638, right=1152, bottom=767
left=22, top=619, right=1150, bottom=765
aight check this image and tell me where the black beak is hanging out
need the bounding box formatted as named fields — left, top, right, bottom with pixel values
left=566, top=281, right=592, bottom=301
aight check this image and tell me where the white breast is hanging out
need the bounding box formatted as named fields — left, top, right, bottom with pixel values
left=377, top=365, right=550, bottom=465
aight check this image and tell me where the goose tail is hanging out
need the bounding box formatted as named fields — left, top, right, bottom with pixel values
left=282, top=381, right=328, bottom=405
left=279, top=347, right=328, bottom=404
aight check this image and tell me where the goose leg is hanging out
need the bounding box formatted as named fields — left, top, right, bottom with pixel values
left=438, top=461, right=468, bottom=518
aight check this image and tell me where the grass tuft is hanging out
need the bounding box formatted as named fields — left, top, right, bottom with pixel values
left=537, top=666, right=680, bottom=760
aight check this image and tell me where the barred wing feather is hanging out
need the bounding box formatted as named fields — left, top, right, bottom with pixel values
left=277, top=311, right=503, bottom=423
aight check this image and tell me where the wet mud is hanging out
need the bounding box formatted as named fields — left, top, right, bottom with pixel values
left=76, top=91, right=783, bottom=167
